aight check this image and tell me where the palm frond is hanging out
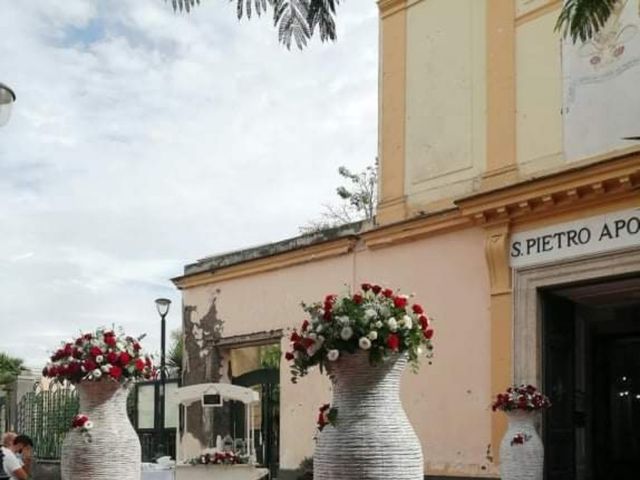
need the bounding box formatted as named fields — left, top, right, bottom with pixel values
left=274, top=0, right=311, bottom=49
left=308, top=0, right=339, bottom=43
left=556, top=0, right=618, bottom=43
left=167, top=0, right=201, bottom=13
left=236, top=0, right=274, bottom=20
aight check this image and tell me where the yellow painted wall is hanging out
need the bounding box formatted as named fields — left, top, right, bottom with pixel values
left=404, top=0, right=487, bottom=211
left=515, top=3, right=565, bottom=173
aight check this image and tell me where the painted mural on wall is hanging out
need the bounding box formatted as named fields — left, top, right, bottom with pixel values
left=563, top=0, right=640, bottom=160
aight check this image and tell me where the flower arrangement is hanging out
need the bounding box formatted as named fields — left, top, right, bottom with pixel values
left=510, top=432, right=531, bottom=446
left=190, top=452, right=246, bottom=465
left=285, top=283, right=434, bottom=382
left=71, top=414, right=93, bottom=443
left=316, top=403, right=337, bottom=432
left=42, top=327, right=155, bottom=384
left=492, top=385, right=551, bottom=412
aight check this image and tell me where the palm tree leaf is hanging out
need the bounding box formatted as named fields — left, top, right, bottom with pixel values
left=308, top=0, right=339, bottom=42
left=556, top=0, right=618, bottom=43
left=168, top=0, right=201, bottom=13
left=274, top=0, right=311, bottom=49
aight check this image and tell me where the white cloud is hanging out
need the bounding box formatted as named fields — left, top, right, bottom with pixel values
left=0, top=0, right=378, bottom=369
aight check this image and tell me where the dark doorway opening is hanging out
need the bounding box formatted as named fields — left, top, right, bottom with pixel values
left=541, top=275, right=640, bottom=480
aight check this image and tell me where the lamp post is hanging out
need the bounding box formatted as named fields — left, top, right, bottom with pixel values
left=0, top=83, right=16, bottom=127
left=155, top=297, right=171, bottom=457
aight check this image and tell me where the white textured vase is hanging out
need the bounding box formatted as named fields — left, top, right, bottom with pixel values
left=314, top=352, right=423, bottom=480
left=61, top=380, right=141, bottom=480
left=499, top=410, right=544, bottom=480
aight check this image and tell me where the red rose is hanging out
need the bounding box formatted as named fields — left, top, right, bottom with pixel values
left=419, top=315, right=429, bottom=330
left=301, top=320, right=310, bottom=331
left=104, top=335, right=116, bottom=347
left=135, top=358, right=146, bottom=371
left=290, top=331, right=301, bottom=342
left=84, top=333, right=93, bottom=340
left=323, top=310, right=333, bottom=322
left=109, top=365, right=123, bottom=379
left=119, top=352, right=131, bottom=365
left=302, top=338, right=315, bottom=349
left=371, top=285, right=382, bottom=295
left=285, top=352, right=294, bottom=361
left=361, top=283, right=372, bottom=292
left=382, top=288, right=394, bottom=298
left=90, top=346, right=102, bottom=358
left=68, top=362, right=81, bottom=374
left=412, top=304, right=424, bottom=314
left=423, top=329, right=434, bottom=340
left=386, top=333, right=400, bottom=351
left=84, top=359, right=97, bottom=372
left=393, top=296, right=408, bottom=309
left=145, top=357, right=152, bottom=367
left=106, top=352, right=119, bottom=364
left=133, top=342, right=141, bottom=352
left=73, top=348, right=83, bottom=359
left=293, top=342, right=305, bottom=352
left=75, top=338, right=83, bottom=346
left=352, top=294, right=363, bottom=305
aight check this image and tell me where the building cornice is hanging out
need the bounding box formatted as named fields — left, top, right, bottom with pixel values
left=378, top=0, right=406, bottom=18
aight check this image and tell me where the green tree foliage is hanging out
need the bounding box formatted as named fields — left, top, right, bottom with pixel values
left=259, top=344, right=281, bottom=369
left=300, top=162, right=377, bottom=234
left=556, top=0, right=619, bottom=43
left=0, top=353, right=26, bottom=387
left=167, top=329, right=183, bottom=378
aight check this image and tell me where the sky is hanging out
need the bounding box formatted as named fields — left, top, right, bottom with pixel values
left=0, top=0, right=378, bottom=370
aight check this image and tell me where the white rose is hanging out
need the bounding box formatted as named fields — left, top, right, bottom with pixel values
left=402, top=315, right=413, bottom=329
left=368, top=331, right=378, bottom=341
left=95, top=355, right=104, bottom=364
left=380, top=306, right=391, bottom=317
left=92, top=369, right=102, bottom=378
left=365, top=309, right=377, bottom=319
left=316, top=324, right=324, bottom=333
left=375, top=321, right=383, bottom=328
left=387, top=318, right=398, bottom=332
left=358, top=337, right=372, bottom=350
left=338, top=316, right=350, bottom=325
left=101, top=364, right=111, bottom=373
left=327, top=350, right=340, bottom=361
left=84, top=421, right=93, bottom=430
left=340, top=326, right=354, bottom=341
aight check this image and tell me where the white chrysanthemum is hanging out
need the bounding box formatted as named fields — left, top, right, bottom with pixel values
left=387, top=318, right=398, bottom=331
left=92, top=369, right=102, bottom=378
left=340, top=326, right=354, bottom=341
left=84, top=421, right=93, bottom=430
left=364, top=309, right=377, bottom=319
left=368, top=331, right=378, bottom=341
left=375, top=321, right=383, bottom=329
left=359, top=337, right=372, bottom=350
left=96, top=355, right=104, bottom=364
left=402, top=315, right=413, bottom=329
left=327, top=350, right=340, bottom=361
left=316, top=324, right=324, bottom=333
left=101, top=364, right=112, bottom=373
left=380, top=306, right=391, bottom=317
left=338, top=316, right=350, bottom=325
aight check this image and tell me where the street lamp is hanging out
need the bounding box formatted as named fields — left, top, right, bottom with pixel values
left=154, top=297, right=171, bottom=457
left=0, top=83, right=16, bottom=127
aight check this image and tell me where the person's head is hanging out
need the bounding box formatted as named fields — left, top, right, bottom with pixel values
left=12, top=435, right=33, bottom=454
left=2, top=432, right=16, bottom=448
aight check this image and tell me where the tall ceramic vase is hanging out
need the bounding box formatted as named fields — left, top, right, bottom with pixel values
left=314, top=352, right=423, bottom=480
left=499, top=410, right=543, bottom=480
left=61, top=380, right=141, bottom=480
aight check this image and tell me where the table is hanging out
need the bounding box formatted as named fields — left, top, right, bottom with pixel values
left=175, top=464, right=270, bottom=480
left=141, top=470, right=174, bottom=480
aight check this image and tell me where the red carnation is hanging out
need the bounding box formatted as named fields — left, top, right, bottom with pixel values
left=285, top=352, right=294, bottom=361
left=290, top=331, right=301, bottom=342
left=301, top=320, right=310, bottom=332
left=119, top=352, right=131, bottom=365
left=419, top=315, right=429, bottom=330
left=393, top=296, right=408, bottom=309
left=83, top=359, right=97, bottom=372
left=361, top=283, right=372, bottom=292
left=75, top=338, right=84, bottom=346
left=372, top=285, right=382, bottom=295
left=106, top=352, right=118, bottom=364
left=352, top=294, right=363, bottom=305
left=135, top=358, right=145, bottom=372
left=323, top=310, right=333, bottom=322
left=412, top=304, right=424, bottom=314
left=424, top=329, right=434, bottom=340
left=104, top=335, right=116, bottom=347
left=133, top=342, right=141, bottom=352
left=84, top=333, right=93, bottom=340
left=109, top=365, right=123, bottom=379
left=73, top=348, right=83, bottom=359
left=386, top=333, right=400, bottom=351
left=382, top=288, right=394, bottom=298
left=301, top=338, right=315, bottom=349
left=90, top=346, right=102, bottom=358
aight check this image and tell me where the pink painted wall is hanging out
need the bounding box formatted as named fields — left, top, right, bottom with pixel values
left=181, top=227, right=492, bottom=474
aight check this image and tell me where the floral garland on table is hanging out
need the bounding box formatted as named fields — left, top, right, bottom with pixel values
left=71, top=414, right=93, bottom=443
left=42, top=327, right=155, bottom=384
left=510, top=433, right=532, bottom=447
left=285, top=283, right=434, bottom=383
left=491, top=385, right=551, bottom=412
left=190, top=452, right=247, bottom=465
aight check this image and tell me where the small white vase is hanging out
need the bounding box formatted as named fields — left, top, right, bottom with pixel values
left=61, top=380, right=141, bottom=480
left=314, top=352, right=423, bottom=480
left=499, top=410, right=544, bottom=480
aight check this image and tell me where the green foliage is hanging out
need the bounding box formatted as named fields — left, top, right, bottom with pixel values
left=0, top=352, right=26, bottom=387
left=167, top=329, right=184, bottom=378
left=260, top=344, right=281, bottom=369
left=556, top=0, right=618, bottom=43
left=296, top=456, right=313, bottom=480
left=166, top=0, right=339, bottom=50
